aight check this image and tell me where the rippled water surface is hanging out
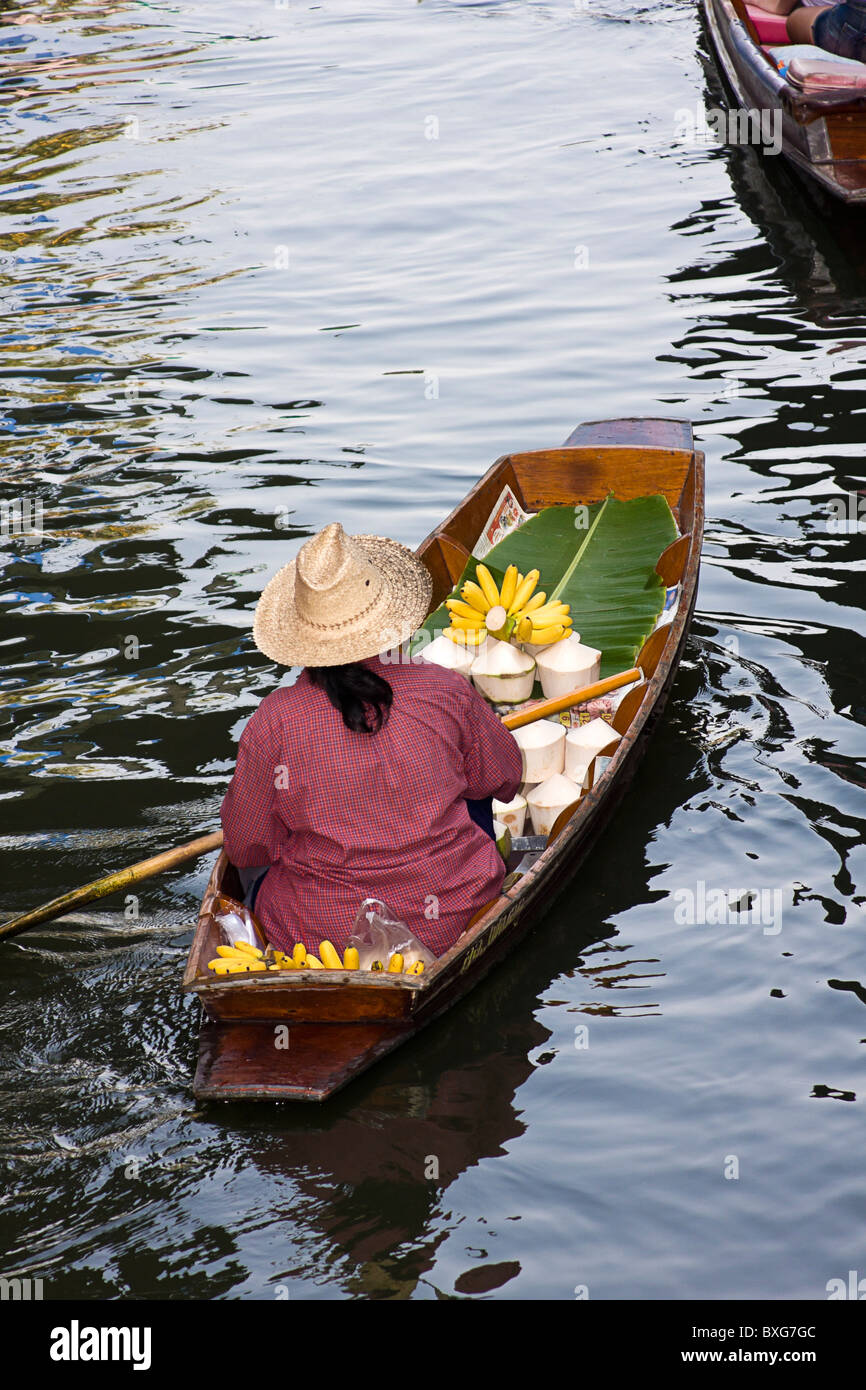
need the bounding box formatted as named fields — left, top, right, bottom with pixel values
left=2, top=0, right=865, bottom=1300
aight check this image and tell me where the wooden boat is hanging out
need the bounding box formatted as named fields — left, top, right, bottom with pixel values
left=701, top=0, right=866, bottom=204
left=183, top=417, right=704, bottom=1102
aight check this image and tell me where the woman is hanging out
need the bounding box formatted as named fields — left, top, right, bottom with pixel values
left=787, top=0, right=866, bottom=61
left=220, top=521, right=523, bottom=957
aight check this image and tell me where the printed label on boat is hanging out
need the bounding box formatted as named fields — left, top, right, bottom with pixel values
left=472, top=485, right=533, bottom=560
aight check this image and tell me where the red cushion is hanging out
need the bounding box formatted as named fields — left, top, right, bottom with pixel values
left=745, top=5, right=790, bottom=42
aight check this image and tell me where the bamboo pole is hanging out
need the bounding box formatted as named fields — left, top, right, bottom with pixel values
left=501, top=667, right=641, bottom=730
left=0, top=830, right=224, bottom=942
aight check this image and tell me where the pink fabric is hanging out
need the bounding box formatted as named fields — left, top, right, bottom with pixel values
left=746, top=6, right=791, bottom=43
left=220, top=655, right=523, bottom=957
left=788, top=55, right=866, bottom=89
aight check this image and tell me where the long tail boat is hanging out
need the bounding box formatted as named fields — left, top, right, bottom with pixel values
left=701, top=0, right=866, bottom=204
left=183, top=417, right=704, bottom=1101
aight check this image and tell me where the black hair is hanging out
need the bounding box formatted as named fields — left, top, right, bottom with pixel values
left=307, top=662, right=393, bottom=734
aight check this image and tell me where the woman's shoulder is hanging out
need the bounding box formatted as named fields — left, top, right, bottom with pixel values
left=244, top=677, right=315, bottom=740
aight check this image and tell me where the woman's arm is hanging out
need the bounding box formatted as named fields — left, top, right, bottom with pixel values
left=460, top=687, right=524, bottom=803
left=220, top=720, right=283, bottom=867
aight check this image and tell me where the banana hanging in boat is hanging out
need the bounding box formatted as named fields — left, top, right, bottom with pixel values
left=344, top=947, right=360, bottom=969
left=232, top=940, right=264, bottom=959
left=292, top=943, right=307, bottom=966
left=318, top=940, right=344, bottom=970
left=527, top=624, right=565, bottom=645
left=406, top=960, right=425, bottom=975
left=509, top=569, right=540, bottom=614
left=387, top=953, right=404, bottom=973
left=444, top=625, right=487, bottom=647
left=460, top=580, right=489, bottom=613
left=474, top=564, right=500, bottom=608
left=446, top=598, right=487, bottom=623
left=499, top=564, right=519, bottom=611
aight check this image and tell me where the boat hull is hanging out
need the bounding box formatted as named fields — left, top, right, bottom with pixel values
left=186, top=417, right=704, bottom=1101
left=701, top=0, right=866, bottom=205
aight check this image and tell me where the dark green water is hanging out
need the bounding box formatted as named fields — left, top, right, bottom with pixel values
left=1, top=0, right=864, bottom=1299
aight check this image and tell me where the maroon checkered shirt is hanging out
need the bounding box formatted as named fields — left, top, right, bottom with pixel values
left=220, top=655, right=522, bottom=957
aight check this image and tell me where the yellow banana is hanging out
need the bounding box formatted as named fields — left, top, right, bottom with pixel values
left=520, top=590, right=548, bottom=614
left=215, top=944, right=248, bottom=959
left=447, top=613, right=486, bottom=631
left=387, top=953, right=404, bottom=973
left=370, top=959, right=384, bottom=972
left=499, top=564, right=519, bottom=611
left=292, top=943, right=307, bottom=966
left=509, top=569, right=539, bottom=614
left=444, top=626, right=486, bottom=646
left=318, top=940, right=343, bottom=970
left=529, top=624, right=565, bottom=645
left=517, top=614, right=534, bottom=643
left=406, top=960, right=425, bottom=975
left=528, top=601, right=570, bottom=622
left=304, top=954, right=324, bottom=969
left=344, top=947, right=360, bottom=970
left=233, top=940, right=263, bottom=959
left=446, top=598, right=487, bottom=623
left=475, top=564, right=500, bottom=607
left=460, top=580, right=489, bottom=613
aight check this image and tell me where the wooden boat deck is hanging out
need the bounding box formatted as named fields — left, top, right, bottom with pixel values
left=184, top=417, right=704, bottom=1101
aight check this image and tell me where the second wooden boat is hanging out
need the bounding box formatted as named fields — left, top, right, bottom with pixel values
left=183, top=417, right=704, bottom=1101
left=701, top=0, right=866, bottom=204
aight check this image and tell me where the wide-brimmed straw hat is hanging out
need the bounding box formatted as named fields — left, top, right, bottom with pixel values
left=253, top=522, right=433, bottom=668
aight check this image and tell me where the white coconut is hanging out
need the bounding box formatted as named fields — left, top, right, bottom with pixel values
left=526, top=772, right=583, bottom=837
left=470, top=638, right=536, bottom=704
left=512, top=719, right=565, bottom=783
left=419, top=633, right=478, bottom=678
left=565, top=718, right=620, bottom=787
left=492, top=793, right=527, bottom=837
left=534, top=635, right=602, bottom=700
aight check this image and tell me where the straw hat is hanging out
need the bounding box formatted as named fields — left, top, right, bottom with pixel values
left=253, top=522, right=433, bottom=668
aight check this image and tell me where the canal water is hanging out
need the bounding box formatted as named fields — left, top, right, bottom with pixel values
left=2, top=0, right=864, bottom=1299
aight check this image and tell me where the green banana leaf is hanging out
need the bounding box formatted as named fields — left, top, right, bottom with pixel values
left=414, top=493, right=677, bottom=678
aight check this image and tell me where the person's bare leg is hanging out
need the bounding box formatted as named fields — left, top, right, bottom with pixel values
left=786, top=5, right=833, bottom=44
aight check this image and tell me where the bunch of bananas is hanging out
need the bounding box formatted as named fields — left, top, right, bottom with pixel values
left=207, top=940, right=424, bottom=975
left=445, top=564, right=572, bottom=648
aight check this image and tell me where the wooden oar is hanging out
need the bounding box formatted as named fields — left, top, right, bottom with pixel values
left=0, top=829, right=224, bottom=943
left=1, top=666, right=640, bottom=944
left=501, top=666, right=641, bottom=730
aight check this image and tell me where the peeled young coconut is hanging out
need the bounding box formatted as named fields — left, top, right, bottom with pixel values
left=419, top=632, right=477, bottom=678
left=534, top=634, right=602, bottom=700
left=526, top=772, right=583, bottom=837
left=492, top=792, right=527, bottom=837
left=565, top=718, right=620, bottom=780
left=493, top=818, right=512, bottom=863
left=512, top=719, right=565, bottom=784
left=471, top=638, right=536, bottom=705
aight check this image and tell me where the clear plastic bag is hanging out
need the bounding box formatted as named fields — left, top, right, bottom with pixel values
left=212, top=893, right=267, bottom=952
left=346, top=898, right=437, bottom=972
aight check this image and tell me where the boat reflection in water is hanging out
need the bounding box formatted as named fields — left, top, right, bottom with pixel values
left=196, top=692, right=706, bottom=1298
